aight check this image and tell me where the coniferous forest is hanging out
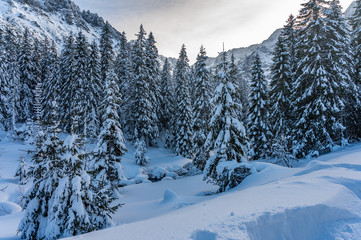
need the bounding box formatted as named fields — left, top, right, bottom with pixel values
left=0, top=0, right=361, bottom=239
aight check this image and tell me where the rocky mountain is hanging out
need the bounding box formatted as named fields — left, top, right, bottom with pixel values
left=206, top=1, right=356, bottom=80
left=0, top=0, right=121, bottom=45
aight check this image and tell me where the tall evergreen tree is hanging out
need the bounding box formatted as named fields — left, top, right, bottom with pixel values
left=18, top=28, right=35, bottom=123
left=42, top=40, right=59, bottom=125
left=192, top=46, right=212, bottom=152
left=6, top=28, right=20, bottom=131
left=229, top=54, right=247, bottom=121
left=173, top=44, right=194, bottom=158
left=248, top=54, right=271, bottom=160
left=86, top=41, right=102, bottom=137
left=19, top=102, right=65, bottom=240
left=348, top=0, right=361, bottom=139
left=115, top=32, right=130, bottom=97
left=100, top=22, right=114, bottom=83
left=127, top=25, right=159, bottom=146
left=59, top=33, right=76, bottom=131
left=0, top=30, right=10, bottom=130
left=325, top=0, right=355, bottom=142
left=292, top=0, right=347, bottom=157
left=93, top=68, right=127, bottom=190
left=159, top=58, right=175, bottom=131
left=71, top=32, right=89, bottom=134
left=269, top=33, right=293, bottom=151
left=203, top=51, right=249, bottom=192
left=145, top=32, right=161, bottom=131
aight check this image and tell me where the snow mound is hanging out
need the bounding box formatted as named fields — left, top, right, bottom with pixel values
left=0, top=201, right=22, bottom=216
left=162, top=189, right=178, bottom=203
left=190, top=230, right=218, bottom=240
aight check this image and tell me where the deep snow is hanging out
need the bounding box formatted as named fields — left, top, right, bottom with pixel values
left=1, top=132, right=361, bottom=240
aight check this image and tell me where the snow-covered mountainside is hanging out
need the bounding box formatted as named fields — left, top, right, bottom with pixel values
left=206, top=0, right=356, bottom=79
left=0, top=0, right=121, bottom=44
left=206, top=29, right=282, bottom=78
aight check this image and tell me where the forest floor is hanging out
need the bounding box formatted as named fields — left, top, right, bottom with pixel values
left=1, top=131, right=361, bottom=240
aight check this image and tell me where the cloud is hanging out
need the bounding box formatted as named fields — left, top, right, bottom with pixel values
left=74, top=0, right=355, bottom=62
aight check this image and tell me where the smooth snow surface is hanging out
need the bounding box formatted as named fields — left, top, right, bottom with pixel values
left=1, top=132, right=361, bottom=239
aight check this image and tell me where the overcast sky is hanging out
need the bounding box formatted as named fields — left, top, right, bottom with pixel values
left=73, top=0, right=354, bottom=62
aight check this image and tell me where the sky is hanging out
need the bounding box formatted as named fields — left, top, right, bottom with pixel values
left=73, top=0, right=354, bottom=62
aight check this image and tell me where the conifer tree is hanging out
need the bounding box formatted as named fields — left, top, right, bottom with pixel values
left=269, top=33, right=293, bottom=156
left=292, top=0, right=347, bottom=157
left=348, top=0, right=361, bottom=139
left=115, top=32, right=130, bottom=97
left=42, top=40, right=59, bottom=124
left=173, top=44, right=194, bottom=158
left=324, top=0, right=355, bottom=142
left=248, top=54, right=271, bottom=160
left=159, top=58, right=175, bottom=130
left=19, top=102, right=65, bottom=240
left=86, top=41, right=102, bottom=137
left=15, top=154, right=28, bottom=185
left=93, top=68, right=127, bottom=190
left=127, top=25, right=159, bottom=145
left=100, top=22, right=114, bottom=83
left=6, top=28, right=20, bottom=131
left=203, top=51, right=249, bottom=192
left=59, top=33, right=76, bottom=131
left=71, top=32, right=90, bottom=134
left=18, top=28, right=35, bottom=123
left=0, top=30, right=10, bottom=130
left=192, top=46, right=212, bottom=152
left=229, top=54, right=246, bottom=120
left=283, top=15, right=297, bottom=74
left=135, top=136, right=150, bottom=166
left=145, top=32, right=161, bottom=130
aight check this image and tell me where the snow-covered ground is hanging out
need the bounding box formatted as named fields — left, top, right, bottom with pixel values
left=1, top=132, right=361, bottom=240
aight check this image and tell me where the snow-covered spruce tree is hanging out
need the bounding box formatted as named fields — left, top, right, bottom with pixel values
left=17, top=28, right=35, bottom=123
left=127, top=25, right=159, bottom=146
left=86, top=40, right=102, bottom=137
left=269, top=33, right=293, bottom=161
left=173, top=44, right=194, bottom=158
left=283, top=15, right=298, bottom=74
left=324, top=0, right=355, bottom=142
left=18, top=102, right=65, bottom=240
left=192, top=46, right=212, bottom=152
left=71, top=31, right=90, bottom=135
left=47, top=118, right=109, bottom=238
left=0, top=29, right=10, bottom=130
left=145, top=32, right=162, bottom=132
left=160, top=59, right=176, bottom=149
left=115, top=32, right=130, bottom=97
left=59, top=33, right=76, bottom=131
left=15, top=154, right=28, bottom=185
left=32, top=38, right=42, bottom=87
left=42, top=40, right=59, bottom=125
left=159, top=58, right=175, bottom=130
left=248, top=54, right=271, bottom=160
left=292, top=0, right=347, bottom=157
left=100, top=22, right=114, bottom=83
left=6, top=28, right=20, bottom=131
left=93, top=68, right=127, bottom=191
left=203, top=51, right=250, bottom=192
left=348, top=0, right=361, bottom=140
left=229, top=54, right=247, bottom=121
left=135, top=136, right=150, bottom=166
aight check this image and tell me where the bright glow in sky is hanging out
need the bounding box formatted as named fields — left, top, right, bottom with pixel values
left=73, top=0, right=354, bottom=62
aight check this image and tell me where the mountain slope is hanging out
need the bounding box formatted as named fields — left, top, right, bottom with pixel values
left=0, top=0, right=121, bottom=44
left=206, top=0, right=356, bottom=80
